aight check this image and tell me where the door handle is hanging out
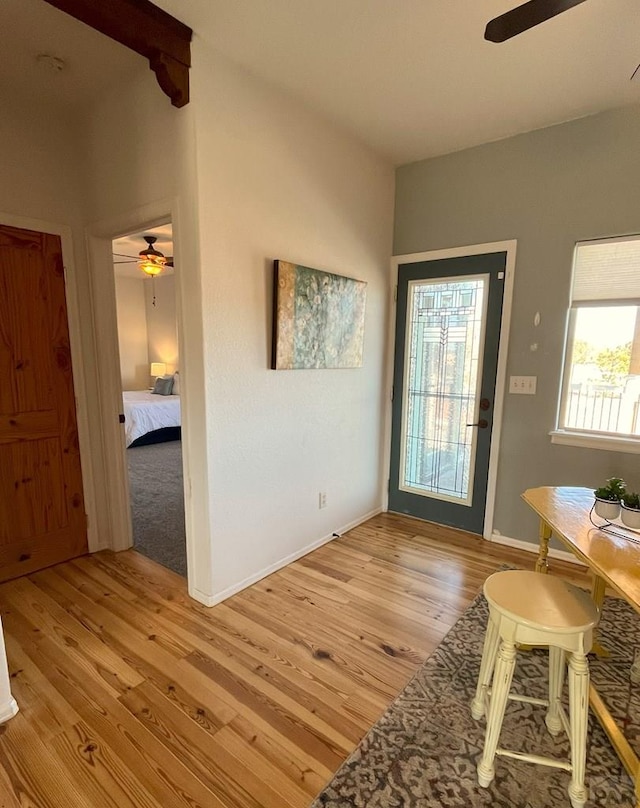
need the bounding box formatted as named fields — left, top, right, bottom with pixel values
left=466, top=419, right=488, bottom=429
left=479, top=398, right=491, bottom=411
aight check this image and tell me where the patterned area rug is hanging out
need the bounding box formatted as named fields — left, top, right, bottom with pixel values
left=312, top=593, right=638, bottom=807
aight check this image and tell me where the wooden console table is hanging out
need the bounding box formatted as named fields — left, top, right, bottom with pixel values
left=522, top=486, right=640, bottom=806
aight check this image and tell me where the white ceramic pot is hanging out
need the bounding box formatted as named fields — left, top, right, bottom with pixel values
left=594, top=498, right=620, bottom=520
left=620, top=503, right=640, bottom=530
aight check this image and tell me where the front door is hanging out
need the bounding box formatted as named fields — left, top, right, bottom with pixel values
left=0, top=224, right=87, bottom=582
left=388, top=251, right=506, bottom=534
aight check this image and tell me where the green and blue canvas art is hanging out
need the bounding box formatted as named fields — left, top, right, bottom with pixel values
left=272, top=260, right=367, bottom=369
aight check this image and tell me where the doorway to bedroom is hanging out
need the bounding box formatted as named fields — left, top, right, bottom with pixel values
left=112, top=223, right=187, bottom=576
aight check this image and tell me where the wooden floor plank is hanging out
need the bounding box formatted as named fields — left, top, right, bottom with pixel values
left=213, top=722, right=317, bottom=807
left=6, top=630, right=228, bottom=808
left=237, top=581, right=431, bottom=692
left=0, top=512, right=590, bottom=807
left=2, top=634, right=82, bottom=742
left=0, top=717, right=87, bottom=808
left=0, top=578, right=143, bottom=697
left=120, top=680, right=296, bottom=808
left=227, top=712, right=330, bottom=796
left=49, top=726, right=143, bottom=808
left=159, top=612, right=367, bottom=744
left=184, top=649, right=349, bottom=770
left=0, top=759, right=22, bottom=808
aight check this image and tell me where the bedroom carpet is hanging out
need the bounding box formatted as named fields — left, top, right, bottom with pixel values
left=127, top=440, right=187, bottom=577
left=311, top=592, right=637, bottom=808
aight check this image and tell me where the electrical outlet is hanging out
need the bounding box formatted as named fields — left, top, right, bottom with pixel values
left=318, top=491, right=327, bottom=509
left=509, top=375, right=537, bottom=395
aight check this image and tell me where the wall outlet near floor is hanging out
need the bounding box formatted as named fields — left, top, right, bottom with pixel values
left=318, top=491, right=327, bottom=509
left=509, top=375, right=537, bottom=395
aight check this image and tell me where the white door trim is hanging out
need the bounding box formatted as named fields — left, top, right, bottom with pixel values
left=384, top=240, right=517, bottom=540
left=0, top=211, right=100, bottom=552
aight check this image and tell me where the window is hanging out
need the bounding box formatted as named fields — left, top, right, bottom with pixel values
left=553, top=236, right=640, bottom=453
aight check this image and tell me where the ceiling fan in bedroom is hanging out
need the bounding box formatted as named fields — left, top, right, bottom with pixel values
left=113, top=235, right=174, bottom=277
left=485, top=0, right=588, bottom=42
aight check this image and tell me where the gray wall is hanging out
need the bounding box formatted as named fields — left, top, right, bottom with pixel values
left=394, top=104, right=640, bottom=545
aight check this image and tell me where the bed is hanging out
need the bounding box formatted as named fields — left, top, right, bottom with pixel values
left=122, top=390, right=181, bottom=448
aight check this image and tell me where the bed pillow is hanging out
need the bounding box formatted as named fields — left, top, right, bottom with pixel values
left=172, top=371, right=180, bottom=396
left=152, top=375, right=174, bottom=396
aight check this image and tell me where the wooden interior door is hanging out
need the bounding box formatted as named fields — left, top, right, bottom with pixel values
left=0, top=224, right=87, bottom=582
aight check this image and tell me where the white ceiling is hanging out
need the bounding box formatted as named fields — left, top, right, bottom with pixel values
left=153, top=0, right=640, bottom=164
left=0, top=0, right=144, bottom=111
left=2, top=1, right=639, bottom=164
left=113, top=224, right=174, bottom=279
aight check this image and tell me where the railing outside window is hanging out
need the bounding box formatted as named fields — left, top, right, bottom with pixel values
left=564, top=383, right=640, bottom=435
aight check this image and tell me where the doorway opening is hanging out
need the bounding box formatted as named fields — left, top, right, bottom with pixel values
left=112, top=222, right=187, bottom=576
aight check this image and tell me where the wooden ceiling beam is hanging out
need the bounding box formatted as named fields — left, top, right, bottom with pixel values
left=42, top=0, right=192, bottom=107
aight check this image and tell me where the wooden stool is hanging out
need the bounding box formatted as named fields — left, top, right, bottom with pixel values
left=471, top=570, right=599, bottom=808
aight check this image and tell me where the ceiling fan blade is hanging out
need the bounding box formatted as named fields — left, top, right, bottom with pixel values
left=113, top=252, right=137, bottom=259
left=485, top=0, right=588, bottom=42
left=113, top=259, right=137, bottom=264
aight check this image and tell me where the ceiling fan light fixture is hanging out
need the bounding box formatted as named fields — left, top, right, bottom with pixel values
left=113, top=234, right=172, bottom=276
left=139, top=259, right=164, bottom=277
left=138, top=246, right=166, bottom=261
left=138, top=235, right=167, bottom=263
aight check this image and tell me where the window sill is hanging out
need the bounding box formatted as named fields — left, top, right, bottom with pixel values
left=549, top=430, right=640, bottom=455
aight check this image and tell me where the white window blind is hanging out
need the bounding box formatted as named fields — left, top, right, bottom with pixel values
left=572, top=236, right=640, bottom=303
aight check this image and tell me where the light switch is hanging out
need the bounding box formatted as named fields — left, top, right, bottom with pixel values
left=509, top=375, right=537, bottom=395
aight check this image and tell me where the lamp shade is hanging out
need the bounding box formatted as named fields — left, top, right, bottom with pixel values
left=150, top=362, right=166, bottom=378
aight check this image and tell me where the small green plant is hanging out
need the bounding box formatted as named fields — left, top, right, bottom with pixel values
left=594, top=477, right=626, bottom=501
left=622, top=491, right=640, bottom=510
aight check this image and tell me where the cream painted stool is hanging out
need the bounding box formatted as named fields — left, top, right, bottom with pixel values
left=470, top=570, right=599, bottom=808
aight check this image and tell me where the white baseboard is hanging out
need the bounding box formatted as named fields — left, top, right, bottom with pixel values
left=191, top=507, right=383, bottom=607
left=0, top=697, right=18, bottom=724
left=489, top=532, right=585, bottom=567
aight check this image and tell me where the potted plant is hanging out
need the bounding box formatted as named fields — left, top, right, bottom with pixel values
left=621, top=491, right=640, bottom=530
left=593, top=477, right=626, bottom=520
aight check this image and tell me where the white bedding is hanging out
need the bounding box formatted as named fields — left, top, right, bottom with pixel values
left=122, top=391, right=181, bottom=447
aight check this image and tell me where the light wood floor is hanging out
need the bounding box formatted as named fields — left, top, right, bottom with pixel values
left=0, top=513, right=589, bottom=808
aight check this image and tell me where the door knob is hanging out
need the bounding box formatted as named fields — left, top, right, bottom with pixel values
left=480, top=398, right=491, bottom=411
left=466, top=419, right=488, bottom=429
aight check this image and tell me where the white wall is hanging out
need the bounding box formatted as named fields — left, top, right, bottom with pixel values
left=190, top=45, right=395, bottom=599
left=144, top=274, right=179, bottom=372
left=394, top=105, right=640, bottom=547
left=79, top=67, right=214, bottom=600
left=115, top=275, right=149, bottom=389
left=56, top=43, right=393, bottom=604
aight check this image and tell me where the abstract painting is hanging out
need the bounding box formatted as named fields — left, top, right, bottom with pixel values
left=272, top=260, right=367, bottom=369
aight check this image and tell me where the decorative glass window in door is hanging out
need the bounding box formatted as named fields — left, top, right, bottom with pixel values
left=400, top=276, right=488, bottom=505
